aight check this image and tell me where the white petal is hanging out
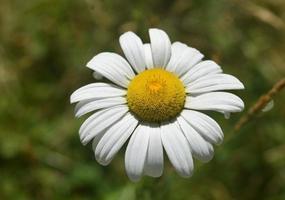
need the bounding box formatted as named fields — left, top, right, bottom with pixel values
left=186, top=74, right=245, bottom=94
left=87, top=52, right=135, bottom=88
left=95, top=112, right=138, bottom=166
left=70, top=83, right=126, bottom=103
left=119, top=32, right=146, bottom=73
left=91, top=131, right=105, bottom=158
left=177, top=116, right=214, bottom=162
left=125, top=124, right=150, bottom=182
left=79, top=105, right=128, bottom=145
left=224, top=112, right=231, bottom=119
left=149, top=28, right=171, bottom=68
left=92, top=71, right=103, bottom=80
left=161, top=122, right=194, bottom=177
left=144, top=43, right=154, bottom=69
left=181, top=60, right=223, bottom=85
left=75, top=97, right=126, bottom=117
left=166, top=42, right=188, bottom=72
left=262, top=100, right=274, bottom=112
left=181, top=110, right=224, bottom=145
left=166, top=42, right=204, bottom=77
left=185, top=92, right=244, bottom=113
left=144, top=124, right=164, bottom=177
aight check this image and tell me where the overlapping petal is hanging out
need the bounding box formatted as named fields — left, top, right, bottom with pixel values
left=185, top=92, right=244, bottom=113
left=181, top=60, right=222, bottom=85
left=79, top=105, right=128, bottom=145
left=95, top=112, right=138, bottom=166
left=166, top=42, right=188, bottom=72
left=161, top=122, right=194, bottom=177
left=149, top=28, right=171, bottom=68
left=144, top=43, right=154, bottom=69
left=87, top=52, right=135, bottom=88
left=74, top=97, right=126, bottom=117
left=125, top=124, right=150, bottom=182
left=166, top=42, right=204, bottom=77
left=186, top=74, right=244, bottom=94
left=177, top=116, right=214, bottom=162
left=119, top=31, right=147, bottom=73
left=70, top=83, right=126, bottom=103
left=180, top=110, right=224, bottom=145
left=143, top=124, right=164, bottom=177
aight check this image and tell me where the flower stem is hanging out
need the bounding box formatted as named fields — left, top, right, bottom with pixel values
left=235, top=78, right=285, bottom=131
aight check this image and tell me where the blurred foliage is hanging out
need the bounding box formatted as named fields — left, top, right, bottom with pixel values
left=0, top=0, right=285, bottom=199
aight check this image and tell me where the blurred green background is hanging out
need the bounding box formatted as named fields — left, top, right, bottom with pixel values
left=1, top=0, right=285, bottom=199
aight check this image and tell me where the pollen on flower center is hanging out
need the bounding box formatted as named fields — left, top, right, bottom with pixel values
left=127, top=68, right=186, bottom=123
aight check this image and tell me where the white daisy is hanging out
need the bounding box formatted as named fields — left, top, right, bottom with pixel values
left=70, top=28, right=244, bottom=182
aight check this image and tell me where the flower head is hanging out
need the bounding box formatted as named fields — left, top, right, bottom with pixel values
left=70, top=28, right=244, bottom=181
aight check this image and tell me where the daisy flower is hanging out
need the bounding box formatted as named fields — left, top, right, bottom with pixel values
left=70, top=28, right=244, bottom=181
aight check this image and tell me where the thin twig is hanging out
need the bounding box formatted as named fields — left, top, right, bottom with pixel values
left=234, top=78, right=285, bottom=131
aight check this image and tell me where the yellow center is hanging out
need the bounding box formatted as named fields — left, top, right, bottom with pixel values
left=127, top=68, right=186, bottom=123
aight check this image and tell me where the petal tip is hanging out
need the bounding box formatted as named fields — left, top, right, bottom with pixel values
left=127, top=173, right=141, bottom=182
left=70, top=95, right=75, bottom=104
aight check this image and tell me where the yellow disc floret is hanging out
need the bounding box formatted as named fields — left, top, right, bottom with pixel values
left=127, top=68, right=186, bottom=123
